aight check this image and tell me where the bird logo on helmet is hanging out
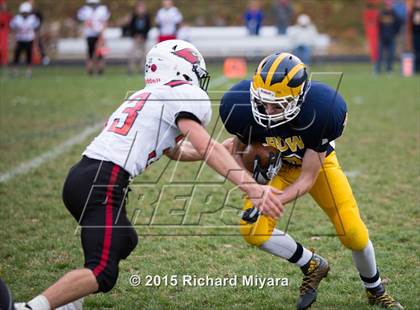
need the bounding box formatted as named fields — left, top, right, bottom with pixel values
left=172, top=48, right=201, bottom=64
left=250, top=52, right=311, bottom=128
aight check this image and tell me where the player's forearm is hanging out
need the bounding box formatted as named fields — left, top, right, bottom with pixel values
left=279, top=176, right=314, bottom=205
left=222, top=137, right=247, bottom=170
left=176, top=149, right=203, bottom=161
left=233, top=154, right=247, bottom=170
left=177, top=120, right=256, bottom=191
left=166, top=141, right=203, bottom=161
left=203, top=140, right=256, bottom=191
left=279, top=149, right=324, bottom=204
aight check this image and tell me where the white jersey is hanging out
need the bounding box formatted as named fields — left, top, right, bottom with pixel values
left=77, top=5, right=110, bottom=37
left=10, top=14, right=40, bottom=42
left=155, top=7, right=183, bottom=36
left=83, top=82, right=212, bottom=177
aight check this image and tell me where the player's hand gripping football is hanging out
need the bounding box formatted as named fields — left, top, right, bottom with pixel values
left=252, top=152, right=282, bottom=185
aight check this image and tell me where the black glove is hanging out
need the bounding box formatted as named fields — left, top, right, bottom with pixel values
left=241, top=207, right=260, bottom=223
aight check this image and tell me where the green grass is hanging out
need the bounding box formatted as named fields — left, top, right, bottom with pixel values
left=0, top=64, right=419, bottom=309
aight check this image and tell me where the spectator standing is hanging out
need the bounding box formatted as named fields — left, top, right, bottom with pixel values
left=287, top=14, right=318, bottom=64
left=10, top=2, right=39, bottom=78
left=411, top=0, right=420, bottom=73
left=244, top=0, right=264, bottom=36
left=77, top=0, right=110, bottom=75
left=375, top=0, right=402, bottom=73
left=126, top=1, right=151, bottom=75
left=0, top=0, right=11, bottom=67
left=155, top=0, right=182, bottom=42
left=393, top=0, right=407, bottom=30
left=272, top=0, right=293, bottom=35
left=393, top=0, right=408, bottom=58
left=363, top=0, right=380, bottom=67
left=27, top=0, right=49, bottom=65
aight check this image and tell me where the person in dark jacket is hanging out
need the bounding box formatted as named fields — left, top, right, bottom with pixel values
left=411, top=0, right=420, bottom=73
left=375, top=0, right=402, bottom=73
left=272, top=0, right=293, bottom=35
left=126, top=0, right=151, bottom=75
left=28, top=0, right=48, bottom=65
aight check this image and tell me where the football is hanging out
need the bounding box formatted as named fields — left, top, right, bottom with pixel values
left=241, top=142, right=279, bottom=172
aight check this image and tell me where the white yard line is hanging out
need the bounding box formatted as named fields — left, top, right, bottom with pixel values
left=0, top=122, right=103, bottom=183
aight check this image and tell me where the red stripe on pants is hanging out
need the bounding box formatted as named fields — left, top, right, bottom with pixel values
left=93, top=164, right=120, bottom=276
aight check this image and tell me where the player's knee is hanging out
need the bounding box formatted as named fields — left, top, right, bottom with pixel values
left=84, top=227, right=138, bottom=293
left=119, top=227, right=139, bottom=259
left=95, top=263, right=120, bottom=293
left=338, top=223, right=369, bottom=251
left=240, top=219, right=274, bottom=247
left=241, top=231, right=272, bottom=246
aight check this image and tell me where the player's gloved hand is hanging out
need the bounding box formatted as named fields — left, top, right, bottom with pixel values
left=241, top=206, right=260, bottom=223
left=252, top=152, right=282, bottom=185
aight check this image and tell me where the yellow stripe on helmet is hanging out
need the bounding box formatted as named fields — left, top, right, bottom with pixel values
left=265, top=53, right=289, bottom=87
left=252, top=55, right=272, bottom=90
left=275, top=63, right=305, bottom=97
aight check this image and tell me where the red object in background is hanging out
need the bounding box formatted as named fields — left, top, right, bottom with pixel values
left=363, top=7, right=379, bottom=63
left=223, top=57, right=248, bottom=79
left=32, top=41, right=41, bottom=64
left=401, top=52, right=414, bottom=77
left=158, top=35, right=176, bottom=43
left=95, top=35, right=110, bottom=57
left=0, top=0, right=11, bottom=65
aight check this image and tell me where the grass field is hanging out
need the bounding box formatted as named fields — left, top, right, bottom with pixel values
left=0, top=64, right=419, bottom=309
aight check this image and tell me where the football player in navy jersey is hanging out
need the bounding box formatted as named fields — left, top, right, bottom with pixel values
left=219, top=52, right=403, bottom=309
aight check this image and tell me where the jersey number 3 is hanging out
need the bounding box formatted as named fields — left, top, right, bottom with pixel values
left=108, top=92, right=151, bottom=136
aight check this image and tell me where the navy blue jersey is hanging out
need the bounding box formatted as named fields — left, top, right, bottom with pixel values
left=219, top=80, right=348, bottom=166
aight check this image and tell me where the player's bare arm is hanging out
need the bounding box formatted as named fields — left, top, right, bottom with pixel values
left=177, top=118, right=284, bottom=219
left=278, top=149, right=326, bottom=205
left=222, top=136, right=248, bottom=170
left=164, top=139, right=203, bottom=161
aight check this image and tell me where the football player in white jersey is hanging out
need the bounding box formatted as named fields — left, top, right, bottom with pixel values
left=10, top=2, right=40, bottom=78
left=15, top=40, right=283, bottom=310
left=155, top=0, right=183, bottom=42
left=77, top=0, right=110, bottom=75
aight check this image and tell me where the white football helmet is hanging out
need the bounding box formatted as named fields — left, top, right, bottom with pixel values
left=144, top=40, right=210, bottom=90
left=19, top=2, right=32, bottom=13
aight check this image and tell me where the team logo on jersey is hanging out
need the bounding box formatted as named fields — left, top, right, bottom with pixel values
left=265, top=136, right=305, bottom=153
left=172, top=48, right=200, bottom=64
left=266, top=136, right=305, bottom=166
